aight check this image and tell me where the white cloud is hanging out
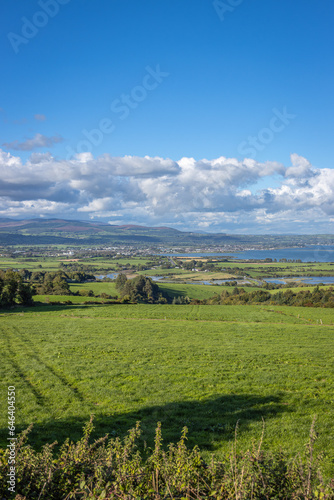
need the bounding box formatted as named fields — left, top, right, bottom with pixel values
left=268, top=164, right=334, bottom=215
left=78, top=197, right=116, bottom=212
left=0, top=198, right=72, bottom=218
left=0, top=150, right=333, bottom=232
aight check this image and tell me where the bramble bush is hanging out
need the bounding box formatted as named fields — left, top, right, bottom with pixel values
left=1, top=417, right=334, bottom=499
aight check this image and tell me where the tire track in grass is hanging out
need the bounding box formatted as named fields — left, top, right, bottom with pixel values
left=53, top=315, right=326, bottom=327
left=5, top=323, right=94, bottom=409
left=1, top=325, right=50, bottom=410
left=261, top=307, right=332, bottom=325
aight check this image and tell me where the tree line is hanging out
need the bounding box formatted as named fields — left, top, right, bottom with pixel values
left=196, top=286, right=334, bottom=307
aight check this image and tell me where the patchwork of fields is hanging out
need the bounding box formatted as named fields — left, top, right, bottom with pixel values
left=1, top=303, right=333, bottom=475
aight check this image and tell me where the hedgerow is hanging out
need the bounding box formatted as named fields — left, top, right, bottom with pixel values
left=202, top=286, right=334, bottom=307
left=1, top=417, right=334, bottom=499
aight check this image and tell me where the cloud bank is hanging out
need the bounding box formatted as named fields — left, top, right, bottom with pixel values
left=0, top=149, right=333, bottom=233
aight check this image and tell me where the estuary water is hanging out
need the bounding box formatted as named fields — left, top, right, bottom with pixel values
left=265, top=276, right=334, bottom=285
left=161, top=245, right=334, bottom=263
left=96, top=273, right=118, bottom=280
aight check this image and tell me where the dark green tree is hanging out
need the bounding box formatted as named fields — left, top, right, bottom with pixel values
left=115, top=273, right=128, bottom=290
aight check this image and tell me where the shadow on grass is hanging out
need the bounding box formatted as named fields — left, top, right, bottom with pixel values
left=0, top=394, right=287, bottom=452
left=158, top=285, right=188, bottom=298
left=0, top=303, right=113, bottom=315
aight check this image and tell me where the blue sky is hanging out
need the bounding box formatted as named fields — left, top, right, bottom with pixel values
left=1, top=0, right=334, bottom=233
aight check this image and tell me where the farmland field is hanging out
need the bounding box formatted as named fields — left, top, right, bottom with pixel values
left=1, top=303, right=334, bottom=476
left=30, top=281, right=332, bottom=304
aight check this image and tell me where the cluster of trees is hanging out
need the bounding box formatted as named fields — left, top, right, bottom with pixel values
left=31, top=272, right=72, bottom=295
left=0, top=270, right=34, bottom=307
left=115, top=274, right=167, bottom=303
left=203, top=286, right=334, bottom=307
left=224, top=280, right=238, bottom=286
left=13, top=268, right=95, bottom=296
left=60, top=262, right=114, bottom=274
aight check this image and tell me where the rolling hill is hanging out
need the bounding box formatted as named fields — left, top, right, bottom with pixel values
left=0, top=218, right=333, bottom=248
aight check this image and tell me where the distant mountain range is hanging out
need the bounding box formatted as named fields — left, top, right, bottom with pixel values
left=0, top=218, right=333, bottom=248
left=0, top=218, right=176, bottom=234
left=0, top=218, right=224, bottom=246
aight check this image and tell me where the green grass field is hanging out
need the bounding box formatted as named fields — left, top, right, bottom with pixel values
left=79, top=256, right=158, bottom=267
left=69, top=281, right=223, bottom=301
left=1, top=303, right=334, bottom=475
left=0, top=258, right=61, bottom=272
left=33, top=282, right=225, bottom=303
left=0, top=255, right=158, bottom=273
left=32, top=280, right=264, bottom=304
left=30, top=280, right=332, bottom=304
left=70, top=281, right=118, bottom=296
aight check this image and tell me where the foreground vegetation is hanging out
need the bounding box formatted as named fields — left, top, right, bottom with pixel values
left=1, top=417, right=334, bottom=499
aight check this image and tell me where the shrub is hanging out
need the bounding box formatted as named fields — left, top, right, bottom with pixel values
left=0, top=418, right=333, bottom=499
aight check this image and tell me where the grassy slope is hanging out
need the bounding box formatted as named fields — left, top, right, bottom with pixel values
left=0, top=303, right=333, bottom=475
left=33, top=281, right=262, bottom=303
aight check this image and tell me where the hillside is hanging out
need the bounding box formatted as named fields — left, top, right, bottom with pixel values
left=0, top=218, right=333, bottom=248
